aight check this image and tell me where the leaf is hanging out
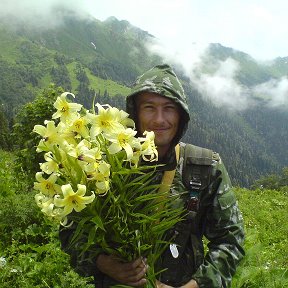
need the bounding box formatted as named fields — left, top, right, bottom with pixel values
left=70, top=215, right=92, bottom=245
left=91, top=215, right=106, bottom=231
left=65, top=154, right=85, bottom=187
left=87, top=225, right=97, bottom=246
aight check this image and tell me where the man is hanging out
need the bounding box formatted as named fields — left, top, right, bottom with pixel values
left=59, top=64, right=245, bottom=287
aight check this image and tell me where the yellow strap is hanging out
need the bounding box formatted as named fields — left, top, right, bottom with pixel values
left=158, top=144, right=180, bottom=193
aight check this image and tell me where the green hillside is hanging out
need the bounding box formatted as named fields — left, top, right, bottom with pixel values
left=0, top=21, right=132, bottom=117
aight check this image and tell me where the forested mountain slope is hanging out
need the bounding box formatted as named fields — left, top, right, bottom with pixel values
left=0, top=10, right=287, bottom=186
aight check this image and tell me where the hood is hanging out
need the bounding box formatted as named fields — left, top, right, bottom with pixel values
left=126, top=64, right=190, bottom=144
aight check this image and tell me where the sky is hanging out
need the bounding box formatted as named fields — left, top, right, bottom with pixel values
left=77, top=0, right=288, bottom=60
left=0, top=0, right=287, bottom=109
left=1, top=0, right=288, bottom=61
left=81, top=0, right=288, bottom=61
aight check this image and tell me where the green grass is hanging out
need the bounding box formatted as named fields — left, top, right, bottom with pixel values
left=0, top=150, right=287, bottom=287
left=232, top=187, right=288, bottom=287
left=66, top=61, right=131, bottom=96
left=0, top=26, right=22, bottom=62
left=86, top=68, right=131, bottom=96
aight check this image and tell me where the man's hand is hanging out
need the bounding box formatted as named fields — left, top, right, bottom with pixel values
left=156, top=280, right=173, bottom=288
left=96, top=254, right=147, bottom=287
left=156, top=279, right=199, bottom=288
left=182, top=279, right=199, bottom=288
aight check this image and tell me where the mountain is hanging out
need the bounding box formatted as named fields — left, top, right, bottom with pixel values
left=0, top=11, right=160, bottom=115
left=0, top=10, right=287, bottom=187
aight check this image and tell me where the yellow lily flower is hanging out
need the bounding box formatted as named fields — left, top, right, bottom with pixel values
left=80, top=146, right=102, bottom=163
left=106, top=128, right=138, bottom=160
left=40, top=152, right=59, bottom=174
left=54, top=184, right=95, bottom=216
left=52, top=92, right=82, bottom=123
left=140, top=131, right=158, bottom=162
left=55, top=122, right=78, bottom=146
left=34, top=120, right=62, bottom=151
left=35, top=193, right=52, bottom=207
left=35, top=194, right=64, bottom=219
left=96, top=180, right=110, bottom=195
left=84, top=161, right=99, bottom=176
left=98, top=161, right=111, bottom=177
left=116, top=109, right=135, bottom=128
left=65, top=139, right=101, bottom=167
left=86, top=104, right=125, bottom=139
left=67, top=139, right=91, bottom=158
left=130, top=150, right=142, bottom=167
left=84, top=160, right=110, bottom=194
left=85, top=161, right=110, bottom=180
left=34, top=172, right=61, bottom=197
left=94, top=163, right=110, bottom=195
left=66, top=116, right=90, bottom=139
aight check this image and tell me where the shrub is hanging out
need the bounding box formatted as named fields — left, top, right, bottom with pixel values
left=12, top=85, right=64, bottom=186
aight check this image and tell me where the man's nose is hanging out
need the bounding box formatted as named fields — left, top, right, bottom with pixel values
left=154, top=109, right=165, bottom=123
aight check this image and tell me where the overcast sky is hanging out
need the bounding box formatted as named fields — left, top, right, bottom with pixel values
left=1, top=0, right=288, bottom=61
left=1, top=0, right=287, bottom=109
left=87, top=0, right=288, bottom=62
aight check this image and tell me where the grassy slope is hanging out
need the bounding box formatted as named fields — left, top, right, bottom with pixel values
left=0, top=24, right=131, bottom=110
left=232, top=187, right=288, bottom=287
left=66, top=62, right=131, bottom=96
left=0, top=27, right=20, bottom=62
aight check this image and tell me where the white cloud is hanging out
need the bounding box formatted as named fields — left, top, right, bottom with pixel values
left=0, top=0, right=88, bottom=29
left=147, top=39, right=251, bottom=110
left=253, top=77, right=288, bottom=108
left=189, top=58, right=250, bottom=110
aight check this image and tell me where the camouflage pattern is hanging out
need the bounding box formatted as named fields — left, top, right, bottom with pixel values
left=127, top=64, right=245, bottom=287
left=156, top=142, right=245, bottom=287
left=59, top=64, right=245, bottom=288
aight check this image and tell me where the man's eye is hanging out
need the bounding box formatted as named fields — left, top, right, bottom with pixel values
left=166, top=106, right=177, bottom=110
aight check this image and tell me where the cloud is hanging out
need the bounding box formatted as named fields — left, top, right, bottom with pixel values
left=0, top=0, right=87, bottom=29
left=148, top=40, right=251, bottom=110
left=147, top=39, right=208, bottom=77
left=189, top=58, right=251, bottom=110
left=253, top=77, right=288, bottom=108
left=148, top=38, right=288, bottom=111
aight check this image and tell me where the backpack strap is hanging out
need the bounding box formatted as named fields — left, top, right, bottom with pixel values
left=159, top=144, right=180, bottom=193
left=182, top=143, right=213, bottom=190
left=158, top=144, right=216, bottom=283
left=182, top=143, right=214, bottom=212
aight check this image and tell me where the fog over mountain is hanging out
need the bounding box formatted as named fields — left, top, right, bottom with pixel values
left=148, top=40, right=288, bottom=111
left=0, top=0, right=89, bottom=29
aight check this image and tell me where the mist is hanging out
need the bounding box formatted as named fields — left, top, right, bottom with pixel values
left=253, top=77, right=288, bottom=108
left=148, top=39, right=288, bottom=111
left=188, top=58, right=251, bottom=110
left=0, top=0, right=88, bottom=30
left=148, top=41, right=251, bottom=110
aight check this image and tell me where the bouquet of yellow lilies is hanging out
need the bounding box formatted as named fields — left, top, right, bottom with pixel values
left=33, top=92, right=183, bottom=287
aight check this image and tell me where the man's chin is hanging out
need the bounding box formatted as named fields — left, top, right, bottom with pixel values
left=155, top=140, right=172, bottom=149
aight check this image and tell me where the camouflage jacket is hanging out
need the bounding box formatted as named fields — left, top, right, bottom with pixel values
left=59, top=142, right=245, bottom=288
left=156, top=142, right=245, bottom=287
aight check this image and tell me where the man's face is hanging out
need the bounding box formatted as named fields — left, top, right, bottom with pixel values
left=136, top=92, right=180, bottom=157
